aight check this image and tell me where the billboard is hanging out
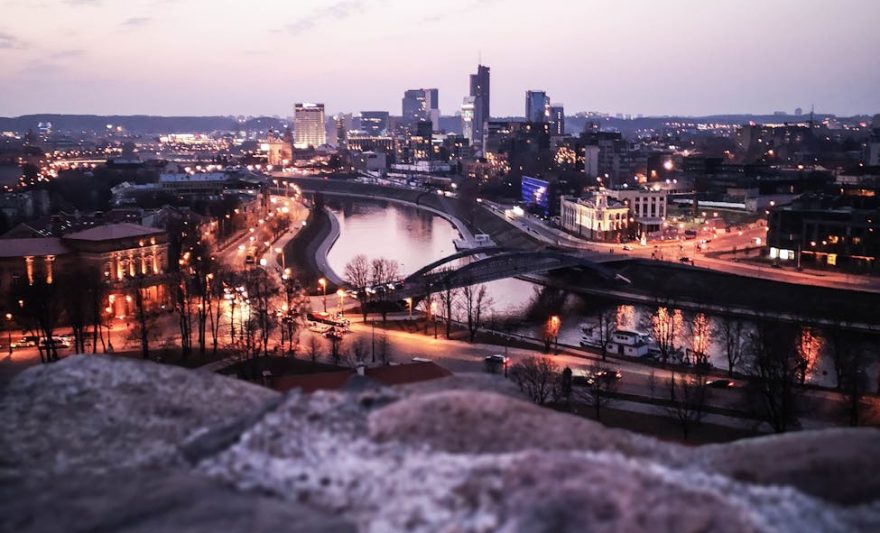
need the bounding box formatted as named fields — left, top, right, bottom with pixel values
left=521, top=175, right=550, bottom=215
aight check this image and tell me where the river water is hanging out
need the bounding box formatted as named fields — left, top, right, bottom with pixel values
left=326, top=197, right=873, bottom=389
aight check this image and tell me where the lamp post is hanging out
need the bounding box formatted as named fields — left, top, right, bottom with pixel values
left=405, top=297, right=413, bottom=320
left=5, top=313, right=12, bottom=357
left=336, top=289, right=346, bottom=317
left=318, top=278, right=327, bottom=312
left=275, top=247, right=285, bottom=270
left=431, top=301, right=438, bottom=339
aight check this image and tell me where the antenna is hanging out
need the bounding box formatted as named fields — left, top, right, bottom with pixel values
left=478, top=50, right=482, bottom=66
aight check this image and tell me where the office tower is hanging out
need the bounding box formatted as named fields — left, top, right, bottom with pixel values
left=334, top=113, right=351, bottom=148
left=360, top=111, right=389, bottom=136
left=549, top=105, right=565, bottom=135
left=402, top=88, right=439, bottom=130
left=525, top=90, right=550, bottom=122
left=293, top=103, right=326, bottom=149
left=469, top=65, right=490, bottom=147
left=461, top=97, right=476, bottom=144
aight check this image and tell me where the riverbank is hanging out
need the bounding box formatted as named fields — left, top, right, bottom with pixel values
left=283, top=205, right=343, bottom=289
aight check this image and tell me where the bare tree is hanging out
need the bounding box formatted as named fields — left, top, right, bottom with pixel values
left=837, top=339, right=872, bottom=426
left=376, top=332, right=391, bottom=365
left=461, top=282, right=492, bottom=343
left=745, top=318, right=802, bottom=433
left=687, top=312, right=712, bottom=367
left=592, top=307, right=617, bottom=361
left=344, top=254, right=371, bottom=322
left=718, top=312, right=746, bottom=377
left=646, top=305, right=683, bottom=364
left=12, top=278, right=62, bottom=363
left=305, top=335, right=323, bottom=365
left=509, top=356, right=560, bottom=405
left=370, top=257, right=400, bottom=324
left=575, top=363, right=619, bottom=421
left=350, top=337, right=369, bottom=365
left=666, top=369, right=708, bottom=440
left=436, top=269, right=459, bottom=339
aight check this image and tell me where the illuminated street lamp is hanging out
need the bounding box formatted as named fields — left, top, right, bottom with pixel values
left=5, top=313, right=12, bottom=356
left=404, top=297, right=413, bottom=319
left=318, top=278, right=327, bottom=311
left=275, top=247, right=285, bottom=269
left=431, top=301, right=438, bottom=339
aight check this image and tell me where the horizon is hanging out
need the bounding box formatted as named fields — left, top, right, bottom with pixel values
left=1, top=0, right=878, bottom=118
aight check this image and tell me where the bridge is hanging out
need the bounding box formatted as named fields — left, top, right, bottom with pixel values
left=392, top=247, right=629, bottom=299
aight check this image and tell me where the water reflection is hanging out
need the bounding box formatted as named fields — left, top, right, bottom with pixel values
left=327, top=198, right=875, bottom=388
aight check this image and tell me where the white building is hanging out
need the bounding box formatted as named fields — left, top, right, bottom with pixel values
left=607, top=186, right=667, bottom=235
left=461, top=97, right=476, bottom=145
left=559, top=189, right=630, bottom=242
left=294, top=103, right=326, bottom=149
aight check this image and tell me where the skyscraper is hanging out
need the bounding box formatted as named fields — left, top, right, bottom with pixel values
left=525, top=90, right=550, bottom=122
left=549, top=105, right=565, bottom=135
left=402, top=89, right=439, bottom=130
left=469, top=65, right=490, bottom=148
left=359, top=111, right=389, bottom=136
left=293, top=103, right=326, bottom=149
left=461, top=97, right=476, bottom=144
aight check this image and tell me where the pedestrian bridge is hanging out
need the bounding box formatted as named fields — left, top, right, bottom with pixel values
left=396, top=247, right=629, bottom=298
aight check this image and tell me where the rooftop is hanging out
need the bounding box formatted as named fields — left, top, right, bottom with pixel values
left=0, top=237, right=71, bottom=258
left=64, top=223, right=164, bottom=242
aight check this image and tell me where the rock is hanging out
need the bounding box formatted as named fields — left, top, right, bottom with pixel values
left=0, top=471, right=354, bottom=533
left=399, top=372, right=526, bottom=399
left=368, top=390, right=674, bottom=461
left=697, top=428, right=880, bottom=505
left=0, top=355, right=278, bottom=478
left=4, top=356, right=880, bottom=533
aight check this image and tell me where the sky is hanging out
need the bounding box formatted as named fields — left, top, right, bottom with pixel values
left=1, top=0, right=879, bottom=118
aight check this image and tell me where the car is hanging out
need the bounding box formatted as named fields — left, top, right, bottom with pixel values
left=771, top=263, right=783, bottom=269
left=484, top=354, right=510, bottom=365
left=679, top=257, right=691, bottom=263
left=622, top=245, right=632, bottom=251
left=12, top=335, right=39, bottom=349
left=707, top=379, right=735, bottom=389
left=595, top=369, right=623, bottom=381
left=39, top=336, right=71, bottom=349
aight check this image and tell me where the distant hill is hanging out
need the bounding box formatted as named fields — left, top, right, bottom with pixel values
left=0, top=115, right=288, bottom=135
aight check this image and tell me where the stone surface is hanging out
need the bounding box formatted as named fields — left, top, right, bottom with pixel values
left=2, top=356, right=880, bottom=533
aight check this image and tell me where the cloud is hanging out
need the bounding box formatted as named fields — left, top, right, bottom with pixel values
left=121, top=17, right=152, bottom=27
left=284, top=0, right=366, bottom=35
left=0, top=31, right=26, bottom=50
left=51, top=49, right=85, bottom=59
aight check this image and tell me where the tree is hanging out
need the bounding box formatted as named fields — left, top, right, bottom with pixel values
left=837, top=340, right=872, bottom=426
left=57, top=267, right=103, bottom=354
left=575, top=363, right=619, bottom=421
left=305, top=335, right=323, bottom=365
left=344, top=254, right=371, bottom=322
left=687, top=313, right=712, bottom=367
left=647, top=306, right=683, bottom=364
left=375, top=332, right=391, bottom=365
left=509, top=356, right=560, bottom=405
left=350, top=337, right=369, bottom=365
left=370, top=257, right=400, bottom=324
left=461, top=282, right=492, bottom=343
left=131, top=275, right=156, bottom=360
left=718, top=312, right=746, bottom=377
left=543, top=315, right=561, bottom=353
left=592, top=307, right=617, bottom=361
left=665, top=369, right=708, bottom=440
left=436, top=269, right=459, bottom=339
left=745, top=318, right=802, bottom=433
left=12, top=278, right=63, bottom=363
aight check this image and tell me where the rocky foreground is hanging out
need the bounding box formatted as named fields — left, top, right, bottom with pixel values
left=1, top=356, right=879, bottom=532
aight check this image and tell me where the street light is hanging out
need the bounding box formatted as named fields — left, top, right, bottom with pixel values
left=431, top=301, right=438, bottom=339
left=319, top=278, right=327, bottom=311
left=5, top=313, right=12, bottom=356
left=404, top=297, right=413, bottom=319
left=336, top=289, right=345, bottom=316
left=275, top=247, right=285, bottom=269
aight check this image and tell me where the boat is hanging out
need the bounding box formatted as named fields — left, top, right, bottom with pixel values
left=579, top=325, right=655, bottom=358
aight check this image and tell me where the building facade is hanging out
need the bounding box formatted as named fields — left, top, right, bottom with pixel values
left=359, top=111, right=389, bottom=136
left=549, top=105, right=565, bottom=135
left=469, top=65, right=490, bottom=149
left=607, top=187, right=667, bottom=235
left=293, top=103, right=326, bottom=149
left=525, top=90, right=549, bottom=122
left=402, top=89, right=439, bottom=131
left=559, top=190, right=630, bottom=242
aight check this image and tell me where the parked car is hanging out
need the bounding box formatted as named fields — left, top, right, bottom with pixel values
left=39, top=336, right=71, bottom=349
left=622, top=245, right=632, bottom=251
left=595, top=369, right=623, bottom=381
left=679, top=257, right=691, bottom=263
left=12, top=335, right=39, bottom=349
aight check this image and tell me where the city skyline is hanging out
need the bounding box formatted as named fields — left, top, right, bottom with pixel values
left=0, top=0, right=879, bottom=118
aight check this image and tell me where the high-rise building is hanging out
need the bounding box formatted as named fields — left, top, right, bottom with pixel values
left=334, top=113, right=351, bottom=148
left=293, top=103, right=326, bottom=149
left=461, top=97, right=476, bottom=144
left=549, top=105, right=565, bottom=135
left=360, top=111, right=389, bottom=136
left=469, top=65, right=490, bottom=148
left=525, top=90, right=550, bottom=122
left=402, top=89, right=439, bottom=130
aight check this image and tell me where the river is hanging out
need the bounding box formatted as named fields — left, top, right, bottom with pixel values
left=325, top=197, right=873, bottom=389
